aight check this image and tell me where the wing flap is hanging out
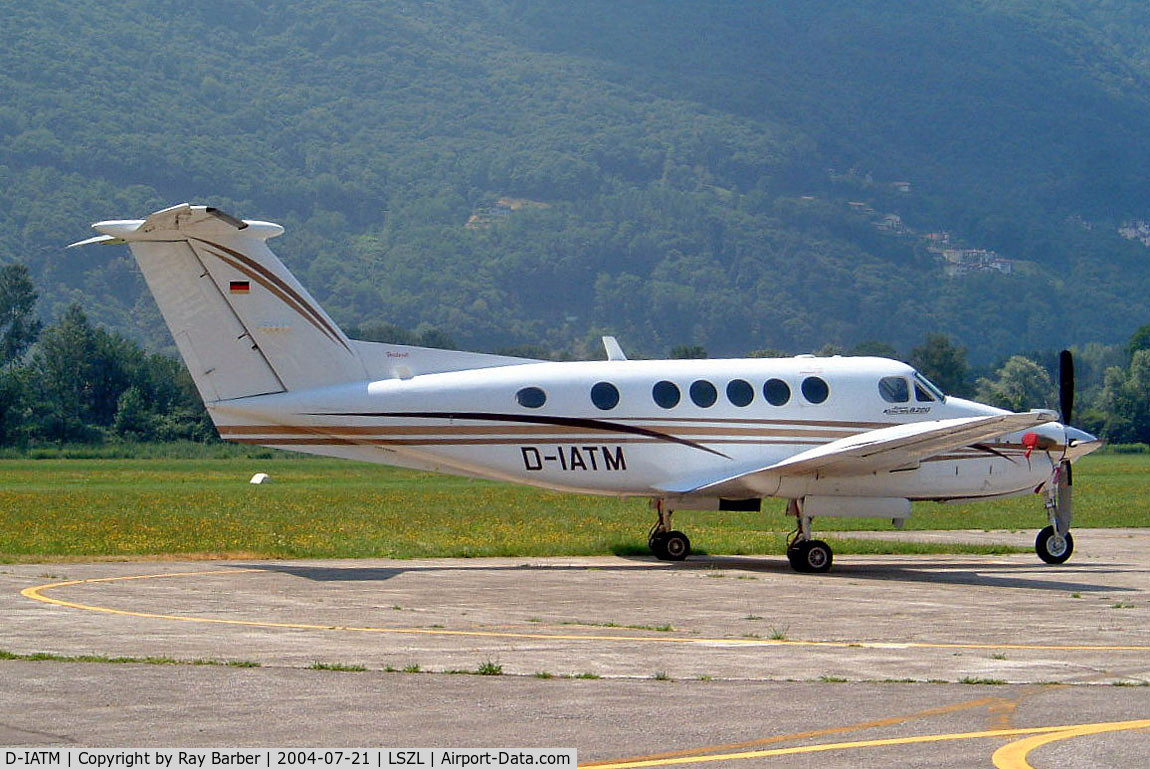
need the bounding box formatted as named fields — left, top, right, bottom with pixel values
left=653, top=460, right=782, bottom=497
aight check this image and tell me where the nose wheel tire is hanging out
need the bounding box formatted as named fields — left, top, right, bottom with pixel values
left=1035, top=525, right=1074, bottom=564
left=650, top=530, right=691, bottom=561
left=786, top=539, right=833, bottom=573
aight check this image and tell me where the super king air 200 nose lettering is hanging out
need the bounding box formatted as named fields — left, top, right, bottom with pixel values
left=70, top=204, right=1102, bottom=572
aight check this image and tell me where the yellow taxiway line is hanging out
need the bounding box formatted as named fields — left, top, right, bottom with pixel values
left=17, top=571, right=1150, bottom=767
left=18, top=569, right=1150, bottom=653
left=992, top=719, right=1150, bottom=769
left=586, top=720, right=1150, bottom=769
left=581, top=695, right=1006, bottom=766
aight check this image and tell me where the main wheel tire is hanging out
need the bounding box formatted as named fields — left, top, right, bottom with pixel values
left=649, top=533, right=668, bottom=559
left=660, top=530, right=691, bottom=561
left=1035, top=525, right=1074, bottom=564
left=788, top=540, right=833, bottom=573
left=786, top=545, right=807, bottom=572
left=805, top=539, right=833, bottom=573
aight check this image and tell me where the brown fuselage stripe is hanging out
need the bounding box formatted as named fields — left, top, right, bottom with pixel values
left=300, top=411, right=734, bottom=458
left=215, top=427, right=1056, bottom=455
left=218, top=409, right=1055, bottom=468
left=217, top=424, right=862, bottom=439
left=228, top=437, right=833, bottom=447
left=216, top=415, right=914, bottom=436
left=619, top=417, right=894, bottom=429
left=221, top=436, right=1037, bottom=461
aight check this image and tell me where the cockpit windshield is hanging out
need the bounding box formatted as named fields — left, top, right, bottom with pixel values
left=913, top=372, right=946, bottom=403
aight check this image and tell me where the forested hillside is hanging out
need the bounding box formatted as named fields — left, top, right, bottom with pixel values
left=3, top=0, right=1150, bottom=362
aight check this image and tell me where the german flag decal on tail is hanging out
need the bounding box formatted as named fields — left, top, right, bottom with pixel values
left=229, top=280, right=251, bottom=294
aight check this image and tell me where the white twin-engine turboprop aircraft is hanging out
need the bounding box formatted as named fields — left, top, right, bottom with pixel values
left=71, top=204, right=1102, bottom=572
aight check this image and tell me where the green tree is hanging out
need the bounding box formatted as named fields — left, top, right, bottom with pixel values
left=134, top=354, right=214, bottom=442
left=0, top=264, right=40, bottom=367
left=26, top=305, right=138, bottom=442
left=670, top=345, right=707, bottom=359
left=112, top=385, right=156, bottom=440
left=815, top=343, right=846, bottom=357
left=910, top=334, right=971, bottom=397
left=0, top=366, right=28, bottom=444
left=0, top=265, right=39, bottom=444
left=1128, top=323, right=1150, bottom=362
left=349, top=320, right=456, bottom=349
left=850, top=340, right=899, bottom=358
left=975, top=356, right=1057, bottom=412
left=1099, top=349, right=1150, bottom=443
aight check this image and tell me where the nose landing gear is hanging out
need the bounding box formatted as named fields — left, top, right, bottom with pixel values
left=1037, top=461, right=1074, bottom=564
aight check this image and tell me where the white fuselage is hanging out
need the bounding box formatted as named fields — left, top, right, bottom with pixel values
left=74, top=204, right=1100, bottom=568
left=211, top=355, right=1065, bottom=505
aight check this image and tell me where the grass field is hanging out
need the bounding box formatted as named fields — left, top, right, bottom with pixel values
left=0, top=454, right=1147, bottom=562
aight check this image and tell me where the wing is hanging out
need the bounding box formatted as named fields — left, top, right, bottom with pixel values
left=657, top=410, right=1057, bottom=497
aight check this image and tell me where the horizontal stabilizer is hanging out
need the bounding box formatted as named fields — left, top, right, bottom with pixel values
left=66, top=234, right=123, bottom=248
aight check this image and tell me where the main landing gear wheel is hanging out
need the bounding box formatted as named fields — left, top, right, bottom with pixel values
left=650, top=530, right=691, bottom=561
left=786, top=539, right=833, bottom=573
left=1035, top=525, right=1074, bottom=564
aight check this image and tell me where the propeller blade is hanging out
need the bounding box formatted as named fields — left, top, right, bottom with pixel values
left=1059, top=349, right=1075, bottom=425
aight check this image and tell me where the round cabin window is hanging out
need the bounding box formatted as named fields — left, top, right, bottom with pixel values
left=516, top=386, right=547, bottom=409
left=590, top=381, right=621, bottom=410
left=764, top=378, right=791, bottom=406
left=726, top=379, right=754, bottom=407
left=690, top=380, right=718, bottom=408
left=801, top=376, right=829, bottom=404
left=652, top=380, right=681, bottom=409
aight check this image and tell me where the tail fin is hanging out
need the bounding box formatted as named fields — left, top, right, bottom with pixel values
left=70, top=204, right=366, bottom=402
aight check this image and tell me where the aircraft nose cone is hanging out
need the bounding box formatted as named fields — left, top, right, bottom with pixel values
left=1065, top=426, right=1102, bottom=460
left=1066, top=426, right=1095, bottom=443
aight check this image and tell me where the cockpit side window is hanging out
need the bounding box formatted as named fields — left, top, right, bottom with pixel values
left=913, top=372, right=945, bottom=402
left=878, top=376, right=909, bottom=403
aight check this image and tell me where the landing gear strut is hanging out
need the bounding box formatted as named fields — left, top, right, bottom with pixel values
left=785, top=499, right=833, bottom=573
left=648, top=499, right=691, bottom=561
left=1037, top=462, right=1074, bottom=564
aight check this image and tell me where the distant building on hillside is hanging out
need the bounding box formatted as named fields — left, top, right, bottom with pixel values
left=874, top=213, right=907, bottom=233
left=1119, top=220, right=1150, bottom=247
left=466, top=197, right=550, bottom=229
left=942, top=248, right=1014, bottom=277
